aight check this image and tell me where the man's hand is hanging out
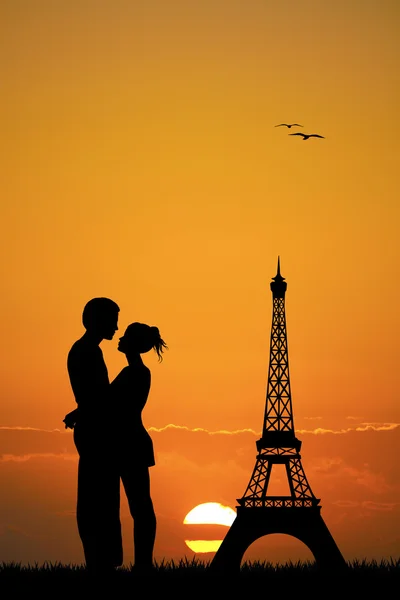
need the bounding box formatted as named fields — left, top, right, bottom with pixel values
left=63, top=408, right=79, bottom=429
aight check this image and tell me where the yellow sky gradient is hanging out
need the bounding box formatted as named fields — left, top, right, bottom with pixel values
left=1, top=1, right=399, bottom=564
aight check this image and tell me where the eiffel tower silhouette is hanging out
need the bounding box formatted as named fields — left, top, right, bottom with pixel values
left=211, top=258, right=347, bottom=572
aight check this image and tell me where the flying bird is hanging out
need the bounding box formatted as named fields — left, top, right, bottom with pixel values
left=289, top=132, right=325, bottom=140
left=275, top=123, right=303, bottom=128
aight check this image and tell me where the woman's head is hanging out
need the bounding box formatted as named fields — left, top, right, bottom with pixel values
left=118, top=322, right=168, bottom=361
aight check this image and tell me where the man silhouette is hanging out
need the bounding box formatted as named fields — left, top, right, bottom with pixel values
left=64, top=297, right=123, bottom=573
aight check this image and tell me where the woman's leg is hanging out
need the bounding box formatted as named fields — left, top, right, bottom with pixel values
left=120, top=465, right=156, bottom=569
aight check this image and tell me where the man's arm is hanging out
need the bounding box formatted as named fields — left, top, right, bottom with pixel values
left=65, top=340, right=110, bottom=427
left=63, top=408, right=79, bottom=429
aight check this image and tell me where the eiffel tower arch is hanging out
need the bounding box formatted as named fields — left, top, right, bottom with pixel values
left=211, top=259, right=347, bottom=572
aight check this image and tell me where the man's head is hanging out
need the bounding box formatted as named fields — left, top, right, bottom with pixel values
left=82, top=297, right=120, bottom=340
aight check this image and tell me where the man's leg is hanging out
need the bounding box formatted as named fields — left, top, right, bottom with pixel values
left=76, top=455, right=100, bottom=570
left=101, top=458, right=123, bottom=568
left=76, top=446, right=122, bottom=571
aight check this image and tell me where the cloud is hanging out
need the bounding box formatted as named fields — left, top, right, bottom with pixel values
left=308, top=456, right=393, bottom=495
left=0, top=426, right=62, bottom=432
left=332, top=499, right=399, bottom=513
left=149, top=422, right=400, bottom=437
left=148, top=423, right=258, bottom=435
left=355, top=423, right=399, bottom=432
left=361, top=501, right=399, bottom=512
left=0, top=428, right=75, bottom=460
left=342, top=463, right=391, bottom=493
left=1, top=453, right=77, bottom=463
left=297, top=423, right=399, bottom=435
left=1, top=423, right=400, bottom=488
left=333, top=500, right=359, bottom=508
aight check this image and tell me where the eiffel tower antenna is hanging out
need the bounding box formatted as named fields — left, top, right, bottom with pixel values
left=211, top=258, right=347, bottom=572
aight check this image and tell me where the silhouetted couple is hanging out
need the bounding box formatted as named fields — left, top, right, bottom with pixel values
left=63, top=298, right=167, bottom=575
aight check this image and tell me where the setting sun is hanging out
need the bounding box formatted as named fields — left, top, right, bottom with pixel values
left=183, top=503, right=236, bottom=554
left=184, top=503, right=237, bottom=526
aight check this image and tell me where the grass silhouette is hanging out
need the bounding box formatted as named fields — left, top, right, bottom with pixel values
left=1, top=557, right=399, bottom=594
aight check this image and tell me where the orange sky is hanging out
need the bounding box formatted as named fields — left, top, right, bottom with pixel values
left=1, top=1, right=399, bottom=565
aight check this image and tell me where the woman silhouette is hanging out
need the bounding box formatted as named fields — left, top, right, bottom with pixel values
left=111, top=322, right=167, bottom=572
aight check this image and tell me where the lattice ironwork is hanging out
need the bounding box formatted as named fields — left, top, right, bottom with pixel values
left=238, top=257, right=319, bottom=509
left=258, top=447, right=299, bottom=457
left=210, top=259, right=347, bottom=573
left=288, top=457, right=315, bottom=499
left=239, top=497, right=318, bottom=508
left=262, top=301, right=294, bottom=434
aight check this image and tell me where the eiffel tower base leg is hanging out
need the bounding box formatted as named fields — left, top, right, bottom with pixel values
left=210, top=507, right=347, bottom=573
